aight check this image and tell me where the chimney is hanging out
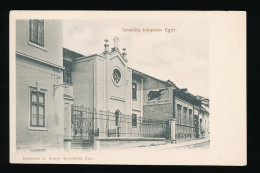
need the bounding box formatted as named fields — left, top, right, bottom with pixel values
left=103, top=39, right=109, bottom=54
left=122, top=48, right=127, bottom=60
left=111, top=37, right=119, bottom=52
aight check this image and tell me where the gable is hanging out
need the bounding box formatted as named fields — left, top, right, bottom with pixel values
left=110, top=55, right=126, bottom=67
left=109, top=51, right=127, bottom=64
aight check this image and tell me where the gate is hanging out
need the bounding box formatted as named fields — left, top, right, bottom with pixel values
left=71, top=105, right=94, bottom=149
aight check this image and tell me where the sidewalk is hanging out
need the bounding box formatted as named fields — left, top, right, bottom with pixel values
left=161, top=137, right=210, bottom=149
left=71, top=137, right=210, bottom=153
left=124, top=137, right=210, bottom=151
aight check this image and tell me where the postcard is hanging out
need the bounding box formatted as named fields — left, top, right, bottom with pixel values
left=9, top=11, right=246, bottom=165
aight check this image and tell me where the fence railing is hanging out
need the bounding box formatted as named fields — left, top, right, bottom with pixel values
left=96, top=109, right=170, bottom=139
left=71, top=105, right=170, bottom=141
left=175, top=123, right=196, bottom=140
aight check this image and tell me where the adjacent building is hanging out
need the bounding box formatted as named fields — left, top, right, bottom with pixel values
left=173, top=88, right=201, bottom=141
left=132, top=70, right=176, bottom=121
left=197, top=96, right=210, bottom=138
left=16, top=20, right=64, bottom=150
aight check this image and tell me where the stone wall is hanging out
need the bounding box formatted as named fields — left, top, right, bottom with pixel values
left=94, top=137, right=165, bottom=150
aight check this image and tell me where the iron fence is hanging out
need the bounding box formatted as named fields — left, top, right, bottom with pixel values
left=71, top=105, right=170, bottom=142
left=96, top=110, right=170, bottom=139
left=71, top=105, right=94, bottom=143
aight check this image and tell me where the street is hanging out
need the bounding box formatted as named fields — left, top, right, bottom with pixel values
left=123, top=137, right=210, bottom=151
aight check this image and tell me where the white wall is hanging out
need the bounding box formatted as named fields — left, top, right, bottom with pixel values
left=16, top=20, right=63, bottom=67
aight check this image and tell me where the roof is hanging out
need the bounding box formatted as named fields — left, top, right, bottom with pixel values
left=63, top=48, right=85, bottom=60
left=80, top=53, right=106, bottom=60
left=166, top=79, right=179, bottom=89
left=132, top=69, right=174, bottom=87
left=174, top=88, right=201, bottom=106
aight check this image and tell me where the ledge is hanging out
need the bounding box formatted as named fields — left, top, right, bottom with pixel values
left=16, top=51, right=64, bottom=70
left=28, top=126, right=48, bottom=131
left=96, top=137, right=165, bottom=141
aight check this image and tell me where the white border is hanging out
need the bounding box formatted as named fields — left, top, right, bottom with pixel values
left=10, top=11, right=246, bottom=165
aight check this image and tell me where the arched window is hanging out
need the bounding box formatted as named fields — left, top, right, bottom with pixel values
left=115, top=110, right=120, bottom=126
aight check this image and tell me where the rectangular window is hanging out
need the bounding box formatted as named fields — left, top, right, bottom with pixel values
left=189, top=109, right=192, bottom=126
left=132, top=82, right=137, bottom=100
left=63, top=60, right=72, bottom=84
left=29, top=19, right=44, bottom=47
left=183, top=107, right=187, bottom=125
left=177, top=104, right=182, bottom=124
left=30, top=90, right=45, bottom=127
left=132, top=114, right=137, bottom=127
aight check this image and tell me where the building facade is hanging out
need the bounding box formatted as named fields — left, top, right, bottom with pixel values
left=197, top=96, right=210, bottom=138
left=16, top=20, right=64, bottom=150
left=173, top=88, right=202, bottom=141
left=63, top=38, right=143, bottom=138
left=132, top=70, right=176, bottom=121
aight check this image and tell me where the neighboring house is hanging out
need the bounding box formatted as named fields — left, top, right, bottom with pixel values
left=173, top=88, right=202, bottom=141
left=196, top=96, right=210, bottom=138
left=200, top=107, right=210, bottom=137
left=16, top=19, right=64, bottom=150
left=132, top=70, right=176, bottom=121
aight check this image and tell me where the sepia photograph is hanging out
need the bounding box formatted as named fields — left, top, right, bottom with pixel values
left=9, top=11, right=246, bottom=165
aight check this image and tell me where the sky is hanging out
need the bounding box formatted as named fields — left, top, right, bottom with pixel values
left=62, top=18, right=209, bottom=98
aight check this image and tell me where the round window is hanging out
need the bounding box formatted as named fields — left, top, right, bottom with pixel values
left=113, top=69, right=121, bottom=84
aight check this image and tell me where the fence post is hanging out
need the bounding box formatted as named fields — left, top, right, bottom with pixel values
left=64, top=103, right=73, bottom=150
left=139, top=116, right=142, bottom=138
left=169, top=118, right=176, bottom=143
left=92, top=108, right=97, bottom=149
left=106, top=111, right=110, bottom=137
